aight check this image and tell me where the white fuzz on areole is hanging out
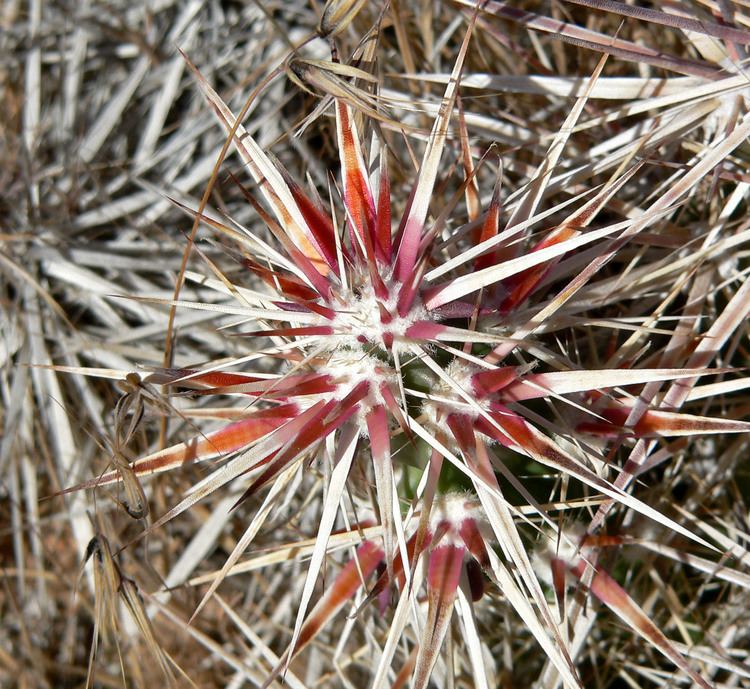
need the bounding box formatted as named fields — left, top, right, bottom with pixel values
left=411, top=492, right=492, bottom=548
left=420, top=359, right=487, bottom=431
left=319, top=347, right=397, bottom=407
left=441, top=359, right=481, bottom=397
left=330, top=267, right=432, bottom=348
left=430, top=492, right=487, bottom=526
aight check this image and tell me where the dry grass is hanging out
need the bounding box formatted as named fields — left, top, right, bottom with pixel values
left=2, top=1, right=750, bottom=688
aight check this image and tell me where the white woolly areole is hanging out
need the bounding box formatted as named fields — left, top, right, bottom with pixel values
left=420, top=359, right=486, bottom=430
left=330, top=267, right=431, bottom=349
left=321, top=349, right=394, bottom=397
left=430, top=492, right=486, bottom=527
left=416, top=492, right=491, bottom=548
left=315, top=349, right=398, bottom=433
